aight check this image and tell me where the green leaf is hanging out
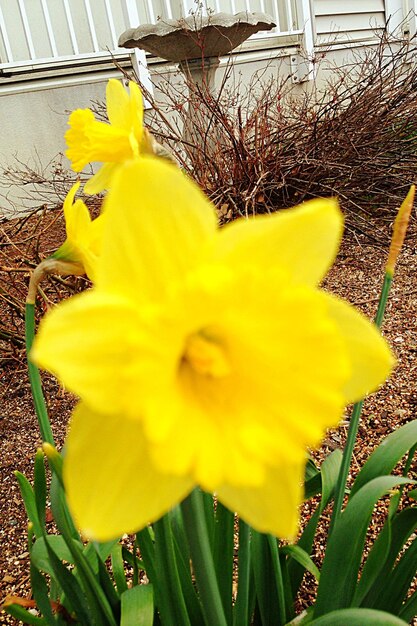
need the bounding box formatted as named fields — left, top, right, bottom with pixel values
left=42, top=444, right=64, bottom=487
left=50, top=475, right=118, bottom=626
left=120, top=585, right=153, bottom=626
left=354, top=507, right=417, bottom=607
left=200, top=491, right=215, bottom=546
left=31, top=535, right=78, bottom=576
left=267, top=535, right=288, bottom=625
left=111, top=544, right=128, bottom=595
left=181, top=489, right=227, bottom=626
left=171, top=528, right=205, bottom=625
left=95, top=550, right=121, bottom=618
left=281, top=545, right=320, bottom=582
left=153, top=514, right=191, bottom=626
left=314, top=476, right=412, bottom=617
left=305, top=457, right=320, bottom=481
left=136, top=528, right=156, bottom=582
left=30, top=563, right=57, bottom=625
left=288, top=450, right=342, bottom=597
left=399, top=586, right=417, bottom=622
left=251, top=530, right=282, bottom=626
left=49, top=471, right=79, bottom=542
left=304, top=473, right=322, bottom=501
left=42, top=536, right=91, bottom=625
left=3, top=603, right=48, bottom=625
left=318, top=449, right=343, bottom=515
left=94, top=539, right=120, bottom=563
left=304, top=457, right=322, bottom=499
left=62, top=538, right=118, bottom=626
left=15, top=471, right=42, bottom=538
left=351, top=420, right=417, bottom=498
left=371, top=534, right=417, bottom=615
left=287, top=507, right=320, bottom=600
left=309, top=607, right=408, bottom=625
left=121, top=546, right=145, bottom=571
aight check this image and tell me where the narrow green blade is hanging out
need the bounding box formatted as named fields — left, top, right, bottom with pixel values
left=315, top=476, right=411, bottom=617
left=355, top=508, right=417, bottom=607
left=372, top=536, right=417, bottom=615
left=351, top=420, right=417, bottom=498
left=281, top=545, right=320, bottom=582
left=3, top=603, right=48, bottom=625
left=111, top=544, right=128, bottom=595
left=15, top=471, right=43, bottom=538
left=30, top=563, right=57, bottom=625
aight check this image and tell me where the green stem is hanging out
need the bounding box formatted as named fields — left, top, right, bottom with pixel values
left=25, top=303, right=54, bottom=445
left=181, top=489, right=228, bottom=626
left=330, top=271, right=393, bottom=533
left=375, top=273, right=392, bottom=327
left=233, top=520, right=251, bottom=626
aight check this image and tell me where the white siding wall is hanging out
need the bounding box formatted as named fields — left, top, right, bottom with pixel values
left=314, top=0, right=386, bottom=45
left=0, top=0, right=128, bottom=67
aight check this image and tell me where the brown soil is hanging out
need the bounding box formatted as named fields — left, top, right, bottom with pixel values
left=1, top=210, right=417, bottom=624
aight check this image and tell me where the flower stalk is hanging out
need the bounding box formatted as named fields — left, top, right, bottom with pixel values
left=330, top=186, right=415, bottom=531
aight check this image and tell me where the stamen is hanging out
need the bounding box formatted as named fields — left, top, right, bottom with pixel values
left=183, top=333, right=230, bottom=377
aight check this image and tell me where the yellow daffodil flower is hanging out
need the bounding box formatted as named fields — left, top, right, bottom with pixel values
left=65, top=79, right=149, bottom=195
left=54, top=181, right=104, bottom=281
left=31, top=157, right=394, bottom=542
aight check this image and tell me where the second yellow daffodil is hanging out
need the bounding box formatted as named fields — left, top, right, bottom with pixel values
left=66, top=79, right=148, bottom=194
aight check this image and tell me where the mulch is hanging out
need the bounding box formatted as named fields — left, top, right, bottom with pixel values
left=1, top=207, right=417, bottom=624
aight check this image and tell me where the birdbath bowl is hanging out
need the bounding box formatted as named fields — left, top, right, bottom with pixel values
left=120, top=12, right=275, bottom=88
left=119, top=12, right=276, bottom=151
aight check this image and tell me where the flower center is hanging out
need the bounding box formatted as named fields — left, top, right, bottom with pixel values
left=183, top=332, right=230, bottom=378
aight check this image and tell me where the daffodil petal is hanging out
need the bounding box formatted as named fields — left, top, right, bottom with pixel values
left=98, top=157, right=218, bottom=303
left=79, top=213, right=105, bottom=281
left=217, top=461, right=304, bottom=539
left=63, top=181, right=81, bottom=224
left=213, top=198, right=343, bottom=286
left=84, top=162, right=119, bottom=195
left=106, top=79, right=130, bottom=128
left=31, top=290, right=144, bottom=415
left=65, top=199, right=92, bottom=243
left=128, top=81, right=144, bottom=140
left=64, top=402, right=193, bottom=541
left=322, top=292, right=395, bottom=402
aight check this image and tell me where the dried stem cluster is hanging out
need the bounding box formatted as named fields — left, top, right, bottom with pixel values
left=115, top=30, right=417, bottom=242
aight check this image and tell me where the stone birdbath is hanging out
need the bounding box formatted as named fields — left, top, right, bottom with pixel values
left=119, top=12, right=276, bottom=91
left=119, top=12, right=276, bottom=152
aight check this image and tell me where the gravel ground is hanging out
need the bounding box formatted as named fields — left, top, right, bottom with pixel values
left=1, top=210, right=416, bottom=624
